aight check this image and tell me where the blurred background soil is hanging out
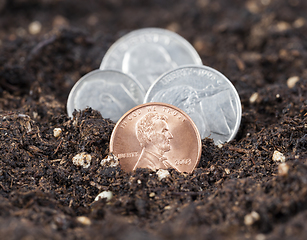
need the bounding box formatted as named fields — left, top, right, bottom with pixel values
left=0, top=0, right=307, bottom=239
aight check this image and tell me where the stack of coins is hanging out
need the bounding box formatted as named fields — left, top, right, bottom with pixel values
left=67, top=28, right=202, bottom=122
left=67, top=28, right=242, bottom=172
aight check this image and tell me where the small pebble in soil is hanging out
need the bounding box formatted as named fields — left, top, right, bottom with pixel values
left=272, top=150, right=286, bottom=162
left=166, top=22, right=180, bottom=32
left=293, top=17, right=305, bottom=28
left=149, top=192, right=155, bottom=198
left=275, top=21, right=291, bottom=32
left=249, top=92, right=259, bottom=104
left=245, top=1, right=260, bottom=14
left=53, top=128, right=62, bottom=138
left=72, top=152, right=91, bottom=168
left=53, top=15, right=69, bottom=29
left=287, top=76, right=300, bottom=88
left=76, top=216, right=91, bottom=226
left=32, top=112, right=38, bottom=119
left=94, top=191, right=113, bottom=202
left=193, top=38, right=206, bottom=52
left=255, top=233, right=266, bottom=240
left=18, top=114, right=30, bottom=118
left=244, top=211, right=260, bottom=226
left=24, top=121, right=32, bottom=133
left=156, top=169, right=170, bottom=181
left=28, top=21, right=42, bottom=35
left=225, top=168, right=230, bottom=174
left=87, top=15, right=99, bottom=26
left=278, top=162, right=289, bottom=177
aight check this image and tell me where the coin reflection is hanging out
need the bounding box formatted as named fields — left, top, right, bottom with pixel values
left=122, top=43, right=177, bottom=91
left=151, top=84, right=233, bottom=139
left=98, top=93, right=123, bottom=121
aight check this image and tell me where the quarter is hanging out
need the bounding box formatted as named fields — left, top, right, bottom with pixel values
left=109, top=102, right=202, bottom=173
left=100, top=28, right=202, bottom=91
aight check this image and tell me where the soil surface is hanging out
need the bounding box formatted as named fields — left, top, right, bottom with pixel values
left=0, top=0, right=307, bottom=239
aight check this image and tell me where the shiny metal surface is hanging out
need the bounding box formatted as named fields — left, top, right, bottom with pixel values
left=100, top=28, right=202, bottom=91
left=110, top=102, right=202, bottom=173
left=144, top=65, right=242, bottom=144
left=67, top=69, right=145, bottom=122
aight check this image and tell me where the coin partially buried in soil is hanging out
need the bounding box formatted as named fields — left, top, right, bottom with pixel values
left=109, top=102, right=202, bottom=173
left=66, top=69, right=145, bottom=122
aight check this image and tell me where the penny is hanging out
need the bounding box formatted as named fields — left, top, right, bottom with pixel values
left=109, top=102, right=202, bottom=173
left=67, top=69, right=145, bottom=122
left=100, top=28, right=202, bottom=91
left=144, top=65, right=242, bottom=144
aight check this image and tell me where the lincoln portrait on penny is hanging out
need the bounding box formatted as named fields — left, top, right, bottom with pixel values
left=133, top=112, right=174, bottom=171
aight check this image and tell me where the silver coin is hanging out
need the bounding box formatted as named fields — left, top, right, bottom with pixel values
left=100, top=28, right=202, bottom=91
left=144, top=65, right=242, bottom=144
left=67, top=69, right=145, bottom=122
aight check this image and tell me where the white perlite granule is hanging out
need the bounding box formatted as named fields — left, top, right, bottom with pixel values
left=76, top=216, right=91, bottom=225
left=278, top=162, right=289, bottom=176
left=72, top=152, right=91, bottom=168
left=249, top=92, right=259, bottom=103
left=244, top=211, right=260, bottom=226
left=218, top=144, right=223, bottom=149
left=272, top=150, right=285, bottom=162
left=53, top=128, right=62, bottom=138
left=94, top=191, right=113, bottom=202
left=28, top=21, right=42, bottom=35
left=156, top=169, right=170, bottom=181
left=287, top=76, right=299, bottom=88
left=100, top=153, right=119, bottom=167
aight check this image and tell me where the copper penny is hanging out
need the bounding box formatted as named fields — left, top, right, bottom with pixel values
left=109, top=102, right=202, bottom=173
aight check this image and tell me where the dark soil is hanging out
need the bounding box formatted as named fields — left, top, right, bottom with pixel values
left=0, top=0, right=307, bottom=239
